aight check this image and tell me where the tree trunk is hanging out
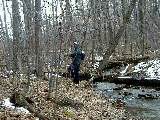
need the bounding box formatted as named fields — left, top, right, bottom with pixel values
left=2, top=0, right=11, bottom=70
left=138, top=0, right=145, bottom=56
left=35, top=0, right=42, bottom=77
left=99, top=0, right=138, bottom=71
left=23, top=0, right=33, bottom=93
left=12, top=0, right=21, bottom=74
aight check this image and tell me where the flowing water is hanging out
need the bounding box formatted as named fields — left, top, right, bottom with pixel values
left=95, top=82, right=160, bottom=120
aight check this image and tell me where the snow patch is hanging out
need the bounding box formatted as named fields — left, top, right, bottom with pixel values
left=52, top=73, right=61, bottom=78
left=95, top=56, right=103, bottom=61
left=118, top=76, right=132, bottom=79
left=30, top=74, right=37, bottom=80
left=93, top=55, right=103, bottom=69
left=93, top=62, right=100, bottom=69
left=2, top=98, right=15, bottom=109
left=133, top=59, right=160, bottom=79
left=16, top=107, right=30, bottom=114
left=1, top=98, right=30, bottom=114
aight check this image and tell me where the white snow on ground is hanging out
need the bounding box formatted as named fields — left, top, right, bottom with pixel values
left=1, top=98, right=30, bottom=114
left=30, top=74, right=37, bottom=80
left=16, top=107, right=30, bottom=114
left=2, top=98, right=15, bottom=109
left=93, top=55, right=103, bottom=69
left=47, top=73, right=61, bottom=78
left=52, top=73, right=61, bottom=78
left=93, top=62, right=100, bottom=69
left=93, top=57, right=160, bottom=79
left=95, top=56, right=103, bottom=61
left=133, top=59, right=160, bottom=79
left=118, top=76, right=132, bottom=79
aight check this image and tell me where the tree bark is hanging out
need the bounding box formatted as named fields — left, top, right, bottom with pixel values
left=2, top=0, right=11, bottom=70
left=22, top=0, right=33, bottom=93
left=138, top=0, right=145, bottom=56
left=35, top=0, right=42, bottom=77
left=12, top=0, right=21, bottom=74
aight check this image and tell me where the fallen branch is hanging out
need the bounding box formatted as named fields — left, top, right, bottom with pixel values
left=99, top=56, right=150, bottom=70
left=93, top=76, right=160, bottom=87
left=10, top=92, right=49, bottom=120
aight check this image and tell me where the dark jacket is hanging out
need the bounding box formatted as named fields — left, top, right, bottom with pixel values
left=70, top=46, right=85, bottom=66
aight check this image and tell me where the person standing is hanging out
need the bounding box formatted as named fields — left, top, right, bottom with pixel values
left=68, top=42, right=85, bottom=84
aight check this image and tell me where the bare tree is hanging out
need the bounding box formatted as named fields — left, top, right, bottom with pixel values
left=138, top=0, right=145, bottom=56
left=35, top=0, right=42, bottom=77
left=22, top=0, right=33, bottom=92
left=99, top=0, right=138, bottom=71
left=2, top=0, right=11, bottom=70
left=12, top=0, right=21, bottom=75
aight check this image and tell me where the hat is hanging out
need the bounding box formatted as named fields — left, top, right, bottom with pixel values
left=73, top=41, right=78, bottom=45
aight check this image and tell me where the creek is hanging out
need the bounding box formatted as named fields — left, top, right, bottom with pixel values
left=95, top=82, right=160, bottom=120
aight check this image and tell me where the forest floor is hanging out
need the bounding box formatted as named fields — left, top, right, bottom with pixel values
left=0, top=75, right=141, bottom=120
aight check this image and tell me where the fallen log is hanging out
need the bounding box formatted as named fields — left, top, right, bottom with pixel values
left=93, top=76, right=160, bottom=87
left=103, top=61, right=127, bottom=69
left=48, top=71, right=160, bottom=87
left=60, top=72, right=92, bottom=81
left=10, top=92, right=49, bottom=120
left=99, top=56, right=150, bottom=70
left=10, top=92, right=70, bottom=120
left=118, top=56, right=150, bottom=64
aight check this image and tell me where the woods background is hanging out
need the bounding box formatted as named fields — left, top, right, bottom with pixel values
left=0, top=0, right=160, bottom=84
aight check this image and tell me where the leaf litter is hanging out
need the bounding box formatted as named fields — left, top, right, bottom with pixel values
left=0, top=76, right=141, bottom=120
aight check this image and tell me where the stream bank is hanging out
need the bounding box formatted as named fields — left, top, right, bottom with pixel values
left=0, top=77, right=140, bottom=120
